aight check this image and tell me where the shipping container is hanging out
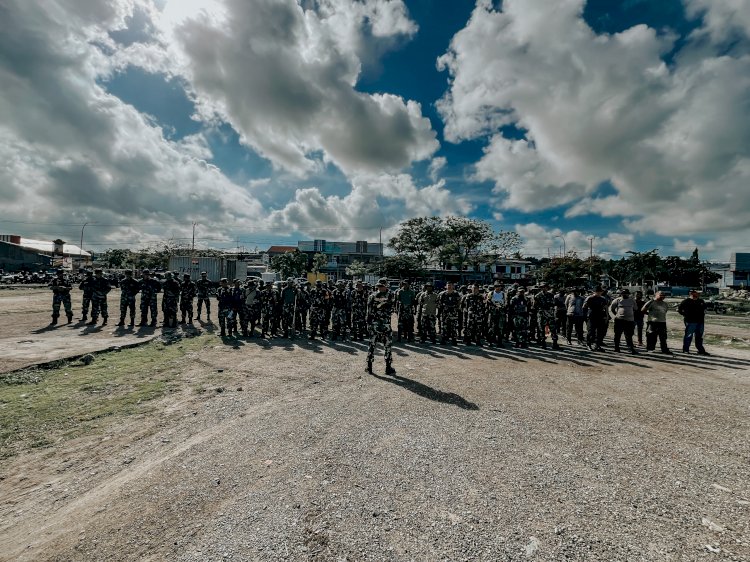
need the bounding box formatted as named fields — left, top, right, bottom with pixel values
left=262, top=271, right=279, bottom=283
left=168, top=256, right=248, bottom=282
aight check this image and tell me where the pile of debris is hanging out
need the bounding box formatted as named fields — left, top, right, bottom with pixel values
left=720, top=289, right=750, bottom=300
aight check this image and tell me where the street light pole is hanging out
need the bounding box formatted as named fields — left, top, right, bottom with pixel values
left=79, top=222, right=89, bottom=269
left=555, top=235, right=566, bottom=257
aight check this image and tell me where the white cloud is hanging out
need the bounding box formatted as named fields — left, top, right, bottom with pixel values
left=516, top=223, right=634, bottom=259
left=438, top=0, right=750, bottom=238
left=428, top=156, right=447, bottom=181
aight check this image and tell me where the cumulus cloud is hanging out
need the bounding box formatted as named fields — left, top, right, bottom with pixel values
left=516, top=223, right=634, bottom=259
left=438, top=0, right=750, bottom=238
left=267, top=173, right=472, bottom=239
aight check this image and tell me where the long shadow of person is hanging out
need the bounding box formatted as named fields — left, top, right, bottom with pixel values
left=370, top=371, right=479, bottom=410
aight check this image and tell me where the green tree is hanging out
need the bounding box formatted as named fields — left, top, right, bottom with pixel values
left=311, top=253, right=328, bottom=274
left=540, top=255, right=590, bottom=287
left=101, top=248, right=132, bottom=269
left=270, top=250, right=307, bottom=280
left=388, top=216, right=446, bottom=267
left=345, top=260, right=369, bottom=278
left=381, top=255, right=423, bottom=279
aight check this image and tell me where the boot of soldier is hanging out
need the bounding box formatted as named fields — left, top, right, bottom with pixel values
left=180, top=315, right=186, bottom=324
left=81, top=314, right=87, bottom=322
left=385, top=362, right=396, bottom=376
left=117, top=317, right=125, bottom=326
left=540, top=340, right=547, bottom=349
left=188, top=314, right=193, bottom=324
left=552, top=342, right=561, bottom=350
left=129, top=317, right=135, bottom=327
left=365, top=360, right=373, bottom=374
left=149, top=320, right=157, bottom=327
left=101, top=317, right=107, bottom=326
left=397, top=329, right=402, bottom=342
left=138, top=317, right=147, bottom=327
left=220, top=329, right=226, bottom=337
left=50, top=317, right=58, bottom=326
left=87, top=317, right=97, bottom=325
left=67, top=314, right=73, bottom=324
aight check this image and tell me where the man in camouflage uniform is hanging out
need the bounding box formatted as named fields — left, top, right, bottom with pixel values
left=196, top=271, right=212, bottom=322
left=227, top=279, right=245, bottom=337
left=87, top=268, right=111, bottom=326
left=161, top=272, right=181, bottom=328
left=486, top=281, right=506, bottom=347
left=438, top=281, right=461, bottom=345
left=280, top=278, right=298, bottom=338
left=242, top=280, right=260, bottom=337
left=117, top=270, right=140, bottom=326
left=417, top=281, right=439, bottom=344
left=330, top=280, right=350, bottom=341
left=504, top=282, right=520, bottom=343
left=532, top=283, right=561, bottom=350
left=296, top=282, right=310, bottom=333
left=49, top=270, right=73, bottom=325
left=527, top=286, right=540, bottom=344
left=215, top=278, right=233, bottom=337
left=78, top=270, right=95, bottom=321
left=259, top=282, right=276, bottom=338
left=180, top=273, right=197, bottom=324
left=509, top=288, right=530, bottom=348
left=138, top=269, right=160, bottom=327
left=395, top=280, right=417, bottom=343
left=308, top=280, right=329, bottom=340
left=350, top=280, right=369, bottom=341
left=366, top=278, right=395, bottom=375
left=462, top=282, right=487, bottom=346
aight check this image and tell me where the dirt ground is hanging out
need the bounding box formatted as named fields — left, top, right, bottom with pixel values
left=1, top=287, right=749, bottom=561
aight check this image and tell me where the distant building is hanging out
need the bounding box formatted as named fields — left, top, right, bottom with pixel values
left=427, top=258, right=534, bottom=284
left=297, top=240, right=384, bottom=278
left=0, top=235, right=91, bottom=272
left=730, top=253, right=750, bottom=287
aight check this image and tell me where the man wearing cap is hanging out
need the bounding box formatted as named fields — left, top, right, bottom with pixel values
left=161, top=272, right=181, bottom=328
left=366, top=278, right=395, bottom=374
left=195, top=271, right=212, bottom=322
left=308, top=280, right=330, bottom=340
left=395, top=280, right=417, bottom=343
left=350, top=280, right=369, bottom=341
left=417, top=281, right=439, bottom=344
left=677, top=289, right=710, bottom=355
left=215, top=278, right=233, bottom=337
left=49, top=270, right=73, bottom=325
left=180, top=273, right=197, bottom=324
left=461, top=282, right=486, bottom=346
left=565, top=288, right=586, bottom=345
left=583, top=286, right=608, bottom=351
left=117, top=270, right=140, bottom=326
left=532, top=283, right=560, bottom=350
left=78, top=270, right=95, bottom=322
left=438, top=281, right=461, bottom=345
left=330, top=280, right=350, bottom=341
left=609, top=288, right=637, bottom=353
left=296, top=282, right=310, bottom=334
left=138, top=269, right=160, bottom=327
left=281, top=278, right=298, bottom=338
left=260, top=281, right=276, bottom=338
left=486, top=281, right=506, bottom=347
left=642, top=291, right=673, bottom=354
left=508, top=287, right=531, bottom=348
left=242, top=279, right=260, bottom=337
left=88, top=268, right=111, bottom=326
left=227, top=279, right=245, bottom=337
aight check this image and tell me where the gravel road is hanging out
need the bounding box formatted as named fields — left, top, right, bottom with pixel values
left=1, top=333, right=748, bottom=561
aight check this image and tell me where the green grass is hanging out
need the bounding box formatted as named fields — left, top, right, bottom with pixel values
left=0, top=335, right=213, bottom=461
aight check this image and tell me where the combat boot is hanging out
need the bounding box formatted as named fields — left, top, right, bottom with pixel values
left=50, top=317, right=58, bottom=326
left=129, top=317, right=135, bottom=327
left=81, top=315, right=87, bottom=322
left=87, top=318, right=97, bottom=326
left=149, top=320, right=157, bottom=327
left=220, top=329, right=226, bottom=337
left=385, top=362, right=396, bottom=376
left=138, top=316, right=147, bottom=327
left=66, top=314, right=73, bottom=324
left=366, top=360, right=373, bottom=374
left=117, top=317, right=125, bottom=326
left=552, top=342, right=561, bottom=351
left=101, top=317, right=107, bottom=326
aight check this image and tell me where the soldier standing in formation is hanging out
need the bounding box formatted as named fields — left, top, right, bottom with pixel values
left=179, top=273, right=196, bottom=324
left=308, top=280, right=329, bottom=340
left=215, top=278, right=233, bottom=337
left=486, top=281, right=506, bottom=347
left=195, top=271, right=212, bottom=322
left=532, top=283, right=560, bottom=350
left=242, top=280, right=260, bottom=337
left=610, top=288, right=637, bottom=353
left=462, top=282, right=486, bottom=346
left=79, top=270, right=94, bottom=322
left=509, top=287, right=530, bottom=347
left=330, top=280, right=349, bottom=341
left=138, top=269, right=160, bottom=327
left=395, top=280, right=416, bottom=342
left=583, top=286, right=608, bottom=351
left=280, top=278, right=298, bottom=339
left=117, top=270, right=140, bottom=326
left=350, top=280, right=369, bottom=341
left=438, top=281, right=461, bottom=345
left=417, top=282, right=438, bottom=344
left=89, top=268, right=111, bottom=326
left=260, top=282, right=276, bottom=338
left=161, top=272, right=180, bottom=328
left=366, top=278, right=395, bottom=375
left=49, top=270, right=73, bottom=325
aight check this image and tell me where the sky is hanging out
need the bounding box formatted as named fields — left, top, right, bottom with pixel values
left=1, top=0, right=749, bottom=261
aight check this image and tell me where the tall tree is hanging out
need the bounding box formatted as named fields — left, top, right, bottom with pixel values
left=270, top=250, right=308, bottom=280
left=311, top=253, right=328, bottom=274
left=388, top=217, right=446, bottom=267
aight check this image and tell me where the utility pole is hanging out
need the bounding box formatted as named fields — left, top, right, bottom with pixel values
left=379, top=226, right=383, bottom=276
left=191, top=222, right=196, bottom=256
left=588, top=237, right=595, bottom=282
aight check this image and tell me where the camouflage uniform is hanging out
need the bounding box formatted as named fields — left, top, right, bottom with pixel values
left=139, top=275, right=161, bottom=326
left=395, top=285, right=417, bottom=342
left=90, top=273, right=111, bottom=325
left=308, top=283, right=329, bottom=339
left=527, top=288, right=540, bottom=343
left=438, top=289, right=461, bottom=344
left=161, top=274, right=181, bottom=328
left=242, top=283, right=260, bottom=336
left=330, top=283, right=350, bottom=341
left=296, top=285, right=310, bottom=333
left=260, top=286, right=276, bottom=338
left=280, top=283, right=298, bottom=338
left=461, top=290, right=486, bottom=345
left=118, top=273, right=140, bottom=326
left=196, top=276, right=212, bottom=320
left=509, top=293, right=530, bottom=347
left=366, top=282, right=394, bottom=373
left=486, top=287, right=506, bottom=347
left=49, top=274, right=73, bottom=324
left=180, top=277, right=197, bottom=323
left=417, top=287, right=438, bottom=344
left=216, top=283, right=233, bottom=337
left=228, top=282, right=244, bottom=337
left=532, top=288, right=560, bottom=349
left=350, top=286, right=369, bottom=341
left=78, top=273, right=95, bottom=321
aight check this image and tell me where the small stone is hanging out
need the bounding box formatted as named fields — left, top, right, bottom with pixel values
left=214, top=479, right=220, bottom=486
left=236, top=387, right=243, bottom=392
left=712, top=483, right=731, bottom=493
left=705, top=545, right=721, bottom=553
left=215, top=387, right=224, bottom=393
left=702, top=518, right=725, bottom=533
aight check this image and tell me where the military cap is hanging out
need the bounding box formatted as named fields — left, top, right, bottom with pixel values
left=315, top=279, right=323, bottom=285
left=620, top=288, right=630, bottom=295
left=200, top=271, right=207, bottom=275
left=594, top=285, right=604, bottom=292
left=493, top=280, right=502, bottom=287
left=337, top=280, right=345, bottom=285
left=183, top=273, right=190, bottom=278
left=85, top=270, right=93, bottom=275
left=94, top=268, right=103, bottom=273
left=125, top=270, right=133, bottom=276
left=142, top=269, right=150, bottom=274
left=56, top=269, right=64, bottom=275
left=377, top=278, right=388, bottom=286
left=220, top=277, right=228, bottom=282
left=424, top=281, right=433, bottom=287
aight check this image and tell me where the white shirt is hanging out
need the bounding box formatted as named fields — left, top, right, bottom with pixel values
left=490, top=290, right=505, bottom=304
